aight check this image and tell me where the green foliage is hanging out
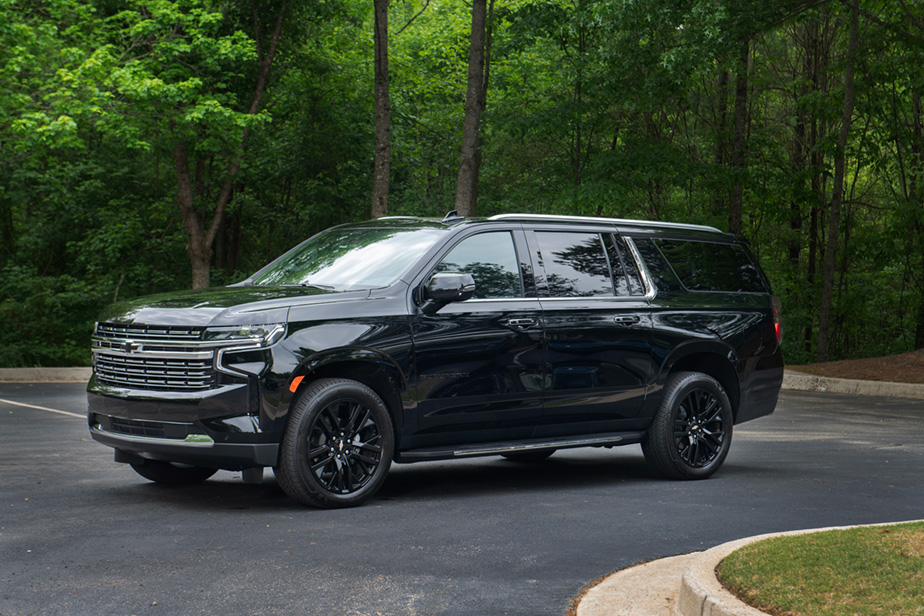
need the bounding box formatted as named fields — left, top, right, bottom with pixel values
left=0, top=265, right=101, bottom=366
left=3, top=0, right=924, bottom=365
left=718, top=523, right=924, bottom=616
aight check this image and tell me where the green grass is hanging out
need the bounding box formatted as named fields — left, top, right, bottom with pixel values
left=717, top=522, right=924, bottom=616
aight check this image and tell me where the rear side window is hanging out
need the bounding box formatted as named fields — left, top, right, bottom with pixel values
left=655, top=239, right=766, bottom=293
left=535, top=231, right=613, bottom=297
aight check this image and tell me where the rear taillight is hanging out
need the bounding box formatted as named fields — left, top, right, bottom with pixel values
left=772, top=295, right=782, bottom=343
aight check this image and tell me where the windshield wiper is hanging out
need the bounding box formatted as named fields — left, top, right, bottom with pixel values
left=281, top=282, right=337, bottom=291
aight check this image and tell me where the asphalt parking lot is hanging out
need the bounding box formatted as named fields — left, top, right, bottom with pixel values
left=2, top=383, right=923, bottom=616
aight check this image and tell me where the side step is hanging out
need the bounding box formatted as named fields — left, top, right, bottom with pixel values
left=397, top=431, right=646, bottom=462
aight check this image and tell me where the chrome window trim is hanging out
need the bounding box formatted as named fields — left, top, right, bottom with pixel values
left=624, top=237, right=658, bottom=301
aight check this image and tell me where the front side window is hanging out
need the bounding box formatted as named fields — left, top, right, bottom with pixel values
left=535, top=231, right=613, bottom=297
left=435, top=232, right=523, bottom=299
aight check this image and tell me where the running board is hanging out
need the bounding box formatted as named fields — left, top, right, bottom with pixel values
left=397, top=431, right=646, bottom=462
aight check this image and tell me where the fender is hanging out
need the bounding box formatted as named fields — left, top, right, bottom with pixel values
left=276, top=346, right=411, bottom=435
left=641, top=339, right=741, bottom=419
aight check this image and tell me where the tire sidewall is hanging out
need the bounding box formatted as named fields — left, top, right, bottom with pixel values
left=648, top=372, right=733, bottom=480
left=279, top=378, right=394, bottom=508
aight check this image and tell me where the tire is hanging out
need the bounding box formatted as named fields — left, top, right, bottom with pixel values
left=501, top=449, right=556, bottom=463
left=276, top=378, right=394, bottom=508
left=130, top=460, right=218, bottom=485
left=642, top=371, right=733, bottom=480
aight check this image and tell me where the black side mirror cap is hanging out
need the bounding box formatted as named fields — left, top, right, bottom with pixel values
left=422, top=272, right=475, bottom=314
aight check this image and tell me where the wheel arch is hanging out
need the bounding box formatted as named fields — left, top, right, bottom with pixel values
left=285, top=349, right=408, bottom=437
left=655, top=342, right=741, bottom=419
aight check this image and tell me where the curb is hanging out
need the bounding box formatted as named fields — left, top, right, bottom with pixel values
left=781, top=371, right=924, bottom=399
left=0, top=367, right=92, bottom=383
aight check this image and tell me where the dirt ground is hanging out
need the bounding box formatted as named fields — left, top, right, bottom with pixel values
left=789, top=350, right=924, bottom=384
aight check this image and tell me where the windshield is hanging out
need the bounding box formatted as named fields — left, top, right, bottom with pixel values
left=251, top=227, right=445, bottom=289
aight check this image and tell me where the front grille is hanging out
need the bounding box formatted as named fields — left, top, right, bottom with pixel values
left=96, top=323, right=204, bottom=341
left=93, top=322, right=217, bottom=392
left=95, top=354, right=216, bottom=391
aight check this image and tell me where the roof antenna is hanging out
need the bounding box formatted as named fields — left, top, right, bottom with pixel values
left=442, top=210, right=465, bottom=224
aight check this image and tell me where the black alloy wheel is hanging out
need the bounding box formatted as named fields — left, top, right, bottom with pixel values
left=642, top=371, right=733, bottom=480
left=277, top=378, right=394, bottom=508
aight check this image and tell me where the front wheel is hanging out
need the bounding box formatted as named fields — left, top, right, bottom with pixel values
left=130, top=460, right=218, bottom=485
left=642, top=372, right=733, bottom=480
left=276, top=378, right=394, bottom=508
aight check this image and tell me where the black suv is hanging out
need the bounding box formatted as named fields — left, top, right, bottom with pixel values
left=87, top=213, right=783, bottom=508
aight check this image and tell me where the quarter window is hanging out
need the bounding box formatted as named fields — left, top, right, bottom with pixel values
left=435, top=232, right=523, bottom=299
left=655, top=240, right=766, bottom=293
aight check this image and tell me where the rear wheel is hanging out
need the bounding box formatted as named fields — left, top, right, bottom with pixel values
left=130, top=460, right=218, bottom=485
left=276, top=378, right=394, bottom=508
left=501, top=449, right=556, bottom=463
left=642, top=371, right=732, bottom=480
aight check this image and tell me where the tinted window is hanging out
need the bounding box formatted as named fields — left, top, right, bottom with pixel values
left=655, top=240, right=766, bottom=293
left=536, top=232, right=613, bottom=297
left=604, top=235, right=645, bottom=296
left=435, top=232, right=522, bottom=299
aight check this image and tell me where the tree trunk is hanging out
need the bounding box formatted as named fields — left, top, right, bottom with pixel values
left=713, top=69, right=730, bottom=218
left=454, top=0, right=488, bottom=218
left=174, top=141, right=211, bottom=290
left=910, top=88, right=924, bottom=349
left=468, top=0, right=494, bottom=210
left=371, top=0, right=390, bottom=219
left=817, top=0, right=860, bottom=362
left=728, top=39, right=749, bottom=235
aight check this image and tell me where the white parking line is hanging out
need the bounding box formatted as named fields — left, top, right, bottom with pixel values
left=0, top=397, right=85, bottom=419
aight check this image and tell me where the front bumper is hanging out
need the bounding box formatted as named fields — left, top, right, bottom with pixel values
left=87, top=373, right=280, bottom=470
left=89, top=423, right=279, bottom=470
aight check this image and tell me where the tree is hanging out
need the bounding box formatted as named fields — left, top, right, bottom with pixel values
left=371, top=0, right=390, bottom=218
left=454, top=0, right=488, bottom=217
left=816, top=0, right=860, bottom=362
left=102, top=0, right=289, bottom=289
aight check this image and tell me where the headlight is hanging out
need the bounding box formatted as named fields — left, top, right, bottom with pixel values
left=204, top=323, right=286, bottom=347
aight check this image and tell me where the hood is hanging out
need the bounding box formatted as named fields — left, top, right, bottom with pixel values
left=96, top=285, right=371, bottom=328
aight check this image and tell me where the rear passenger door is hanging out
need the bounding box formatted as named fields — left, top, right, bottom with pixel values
left=527, top=228, right=653, bottom=435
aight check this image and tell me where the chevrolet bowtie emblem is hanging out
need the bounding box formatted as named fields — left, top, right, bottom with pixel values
left=122, top=342, right=142, bottom=353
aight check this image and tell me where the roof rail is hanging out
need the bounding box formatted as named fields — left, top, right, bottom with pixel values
left=487, top=213, right=721, bottom=233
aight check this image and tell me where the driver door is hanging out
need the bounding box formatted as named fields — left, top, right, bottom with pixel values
left=410, top=229, right=545, bottom=448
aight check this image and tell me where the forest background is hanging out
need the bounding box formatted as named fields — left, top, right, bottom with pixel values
left=2, top=0, right=923, bottom=368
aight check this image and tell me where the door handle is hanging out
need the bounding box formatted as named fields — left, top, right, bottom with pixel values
left=613, top=315, right=640, bottom=325
left=505, top=317, right=539, bottom=329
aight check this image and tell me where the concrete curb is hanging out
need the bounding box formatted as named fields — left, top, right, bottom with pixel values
left=782, top=371, right=924, bottom=399
left=0, top=367, right=92, bottom=383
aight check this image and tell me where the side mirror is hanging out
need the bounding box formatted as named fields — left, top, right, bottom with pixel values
left=422, top=272, right=476, bottom=314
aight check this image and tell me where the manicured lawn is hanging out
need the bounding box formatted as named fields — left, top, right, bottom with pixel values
left=717, top=522, right=924, bottom=616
